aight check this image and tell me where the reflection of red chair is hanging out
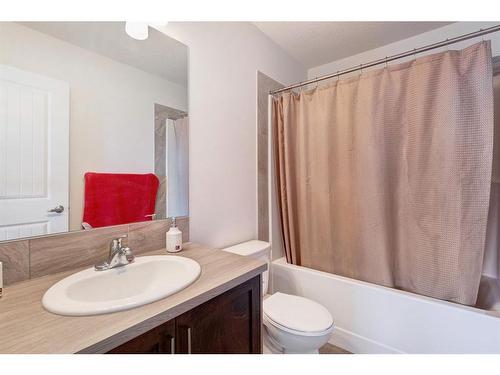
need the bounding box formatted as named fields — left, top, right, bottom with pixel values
left=82, top=172, right=159, bottom=229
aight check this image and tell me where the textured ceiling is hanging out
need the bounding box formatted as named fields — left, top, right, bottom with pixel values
left=21, top=22, right=188, bottom=86
left=253, top=22, right=453, bottom=68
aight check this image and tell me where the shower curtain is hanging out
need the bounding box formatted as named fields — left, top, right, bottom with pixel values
left=272, top=41, right=493, bottom=305
left=167, top=116, right=189, bottom=218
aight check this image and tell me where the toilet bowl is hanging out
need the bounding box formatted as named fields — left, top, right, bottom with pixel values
left=222, top=240, right=334, bottom=354
left=263, top=292, right=334, bottom=354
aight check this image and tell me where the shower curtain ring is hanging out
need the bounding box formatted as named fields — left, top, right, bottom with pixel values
left=360, top=64, right=363, bottom=75
left=480, top=29, right=485, bottom=42
left=315, top=77, right=319, bottom=89
left=413, top=48, right=417, bottom=61
left=336, top=71, right=340, bottom=81
left=385, top=57, right=388, bottom=68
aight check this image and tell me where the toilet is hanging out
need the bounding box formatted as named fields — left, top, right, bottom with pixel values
left=222, top=240, right=334, bottom=354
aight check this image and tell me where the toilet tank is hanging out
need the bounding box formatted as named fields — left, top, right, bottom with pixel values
left=221, top=240, right=270, bottom=295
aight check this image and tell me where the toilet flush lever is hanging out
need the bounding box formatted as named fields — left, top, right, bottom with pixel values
left=47, top=205, right=64, bottom=214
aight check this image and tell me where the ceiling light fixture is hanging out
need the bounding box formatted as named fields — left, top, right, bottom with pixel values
left=125, top=22, right=148, bottom=40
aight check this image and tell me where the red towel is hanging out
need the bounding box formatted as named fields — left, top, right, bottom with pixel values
left=83, top=172, right=159, bottom=228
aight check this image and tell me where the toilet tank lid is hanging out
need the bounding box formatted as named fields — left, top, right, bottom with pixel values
left=221, top=240, right=270, bottom=257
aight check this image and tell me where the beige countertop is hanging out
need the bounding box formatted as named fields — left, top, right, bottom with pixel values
left=0, top=243, right=266, bottom=354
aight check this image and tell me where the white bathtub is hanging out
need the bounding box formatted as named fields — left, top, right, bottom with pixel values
left=271, top=257, right=500, bottom=353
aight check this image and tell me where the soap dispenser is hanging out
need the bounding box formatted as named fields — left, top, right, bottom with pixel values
left=166, top=217, right=183, bottom=253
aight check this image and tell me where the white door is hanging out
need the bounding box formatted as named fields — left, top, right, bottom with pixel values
left=0, top=65, right=69, bottom=241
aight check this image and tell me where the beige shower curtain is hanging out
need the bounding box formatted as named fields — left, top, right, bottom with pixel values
left=273, top=41, right=493, bottom=306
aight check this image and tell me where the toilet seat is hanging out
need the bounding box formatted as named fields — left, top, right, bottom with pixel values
left=263, top=293, right=334, bottom=337
left=264, top=313, right=334, bottom=337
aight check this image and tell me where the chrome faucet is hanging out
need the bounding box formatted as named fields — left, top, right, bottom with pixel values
left=95, top=235, right=135, bottom=271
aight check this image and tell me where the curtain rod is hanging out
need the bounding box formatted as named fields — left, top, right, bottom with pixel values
left=270, top=24, right=500, bottom=95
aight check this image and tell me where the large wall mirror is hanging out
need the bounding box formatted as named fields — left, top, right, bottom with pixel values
left=0, top=22, right=188, bottom=241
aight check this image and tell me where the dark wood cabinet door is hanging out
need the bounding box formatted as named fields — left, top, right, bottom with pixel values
left=175, top=275, right=261, bottom=354
left=106, top=275, right=262, bottom=354
left=108, top=320, right=176, bottom=354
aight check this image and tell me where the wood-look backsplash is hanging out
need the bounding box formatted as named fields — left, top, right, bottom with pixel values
left=0, top=217, right=189, bottom=286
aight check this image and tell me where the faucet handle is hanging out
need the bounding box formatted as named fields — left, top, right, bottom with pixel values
left=109, top=235, right=128, bottom=255
left=116, top=234, right=127, bottom=246
left=112, top=234, right=127, bottom=245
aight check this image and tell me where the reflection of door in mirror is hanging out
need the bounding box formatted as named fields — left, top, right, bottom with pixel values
left=0, top=65, right=69, bottom=241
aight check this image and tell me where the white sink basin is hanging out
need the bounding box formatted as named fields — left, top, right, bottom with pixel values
left=42, top=255, right=201, bottom=316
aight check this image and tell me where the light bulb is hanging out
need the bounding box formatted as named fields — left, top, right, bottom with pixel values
left=125, top=22, right=148, bottom=40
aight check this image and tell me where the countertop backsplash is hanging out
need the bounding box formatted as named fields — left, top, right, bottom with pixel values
left=0, top=217, right=189, bottom=286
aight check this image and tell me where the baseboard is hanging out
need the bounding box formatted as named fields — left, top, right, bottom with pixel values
left=329, top=326, right=404, bottom=354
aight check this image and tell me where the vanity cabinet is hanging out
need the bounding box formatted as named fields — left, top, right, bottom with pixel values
left=108, top=320, right=176, bottom=354
left=107, top=275, right=261, bottom=354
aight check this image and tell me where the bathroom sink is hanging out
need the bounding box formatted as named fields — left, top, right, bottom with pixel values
left=42, top=255, right=201, bottom=316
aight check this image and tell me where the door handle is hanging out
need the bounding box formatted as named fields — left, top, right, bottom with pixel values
left=47, top=205, right=64, bottom=214
left=165, top=334, right=175, bottom=354
left=187, top=327, right=192, bottom=354
left=170, top=336, right=175, bottom=354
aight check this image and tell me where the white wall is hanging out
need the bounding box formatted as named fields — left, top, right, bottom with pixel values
left=306, top=21, right=500, bottom=279
left=155, top=22, right=306, bottom=248
left=0, top=22, right=187, bottom=230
